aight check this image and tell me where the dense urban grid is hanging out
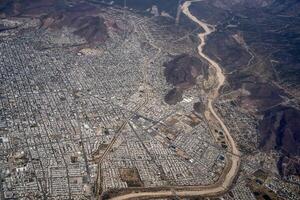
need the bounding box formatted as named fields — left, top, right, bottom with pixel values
left=0, top=1, right=299, bottom=200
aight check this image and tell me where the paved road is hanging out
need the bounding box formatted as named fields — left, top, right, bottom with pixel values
left=95, top=21, right=161, bottom=198
left=107, top=1, right=241, bottom=199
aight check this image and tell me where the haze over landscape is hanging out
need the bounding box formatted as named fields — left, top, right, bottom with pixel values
left=0, top=0, right=299, bottom=200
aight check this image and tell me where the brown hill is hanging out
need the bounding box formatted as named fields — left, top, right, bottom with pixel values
left=163, top=54, right=208, bottom=105
left=259, top=106, right=300, bottom=156
left=39, top=2, right=108, bottom=44
left=259, top=106, right=300, bottom=177
left=164, top=88, right=183, bottom=105
left=164, top=54, right=208, bottom=89
left=0, top=0, right=109, bottom=44
left=0, top=0, right=58, bottom=17
left=278, top=156, right=300, bottom=178
left=188, top=0, right=300, bottom=177
left=210, top=0, right=275, bottom=9
left=42, top=12, right=108, bottom=44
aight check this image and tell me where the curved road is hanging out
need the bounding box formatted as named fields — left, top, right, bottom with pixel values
left=108, top=1, right=240, bottom=199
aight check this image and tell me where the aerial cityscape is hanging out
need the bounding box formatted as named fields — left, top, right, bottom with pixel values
left=0, top=0, right=299, bottom=200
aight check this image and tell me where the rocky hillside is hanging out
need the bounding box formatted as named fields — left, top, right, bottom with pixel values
left=210, top=0, right=275, bottom=9
left=163, top=54, right=208, bottom=105
left=0, top=0, right=109, bottom=45
left=259, top=106, right=300, bottom=156
left=189, top=0, right=300, bottom=177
